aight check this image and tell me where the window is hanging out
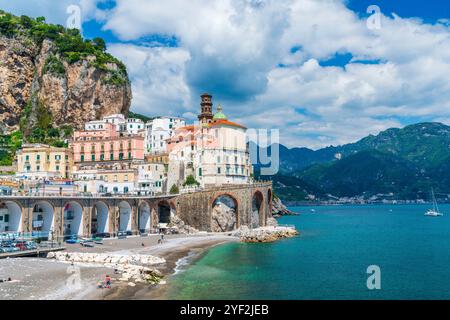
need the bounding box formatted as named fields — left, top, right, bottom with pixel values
left=114, top=175, right=118, bottom=182
left=124, top=175, right=128, bottom=182
left=65, top=155, right=68, bottom=160
left=110, top=154, right=114, bottom=161
left=124, top=187, right=129, bottom=193
left=100, top=154, right=105, bottom=161
left=36, top=165, right=40, bottom=171
left=119, top=153, right=124, bottom=160
left=217, top=167, right=221, bottom=174
left=81, top=155, right=85, bottom=162
left=55, top=155, right=62, bottom=161
left=56, top=165, right=60, bottom=171
left=199, top=168, right=202, bottom=176
left=113, top=187, right=119, bottom=193
left=36, top=155, right=40, bottom=161
left=4, top=214, right=9, bottom=223
left=91, top=154, right=95, bottom=161
left=128, top=152, right=132, bottom=159
left=25, top=155, right=29, bottom=161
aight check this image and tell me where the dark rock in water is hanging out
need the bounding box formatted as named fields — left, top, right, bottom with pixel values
left=272, top=197, right=298, bottom=216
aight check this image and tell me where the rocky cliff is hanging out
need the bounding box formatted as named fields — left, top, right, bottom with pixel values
left=0, top=12, right=131, bottom=134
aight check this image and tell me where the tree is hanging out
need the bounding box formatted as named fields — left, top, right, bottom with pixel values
left=183, top=175, right=200, bottom=187
left=48, top=128, right=60, bottom=138
left=170, top=184, right=180, bottom=194
left=92, top=37, right=106, bottom=51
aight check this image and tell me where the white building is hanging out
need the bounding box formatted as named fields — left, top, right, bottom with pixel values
left=103, top=114, right=126, bottom=132
left=145, top=117, right=185, bottom=154
left=85, top=114, right=145, bottom=135
left=134, top=163, right=167, bottom=195
left=167, top=97, right=252, bottom=188
left=126, top=118, right=145, bottom=135
left=73, top=168, right=137, bottom=194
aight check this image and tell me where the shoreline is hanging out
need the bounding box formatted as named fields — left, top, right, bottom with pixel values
left=100, top=237, right=232, bottom=300
left=52, top=233, right=237, bottom=300
left=0, top=233, right=237, bottom=300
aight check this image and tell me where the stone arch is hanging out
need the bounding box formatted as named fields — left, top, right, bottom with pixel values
left=31, top=201, right=55, bottom=238
left=211, top=194, right=239, bottom=231
left=118, top=201, right=132, bottom=232
left=63, top=201, right=83, bottom=237
left=0, top=201, right=23, bottom=233
left=138, top=201, right=151, bottom=233
left=157, top=200, right=175, bottom=225
left=92, top=201, right=110, bottom=235
left=252, top=191, right=264, bottom=228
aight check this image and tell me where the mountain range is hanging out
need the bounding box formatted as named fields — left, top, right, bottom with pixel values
left=256, top=122, right=450, bottom=201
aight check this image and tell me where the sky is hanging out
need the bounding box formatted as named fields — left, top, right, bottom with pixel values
left=1, top=0, right=450, bottom=149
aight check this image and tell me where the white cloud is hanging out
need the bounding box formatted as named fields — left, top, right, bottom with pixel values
left=107, top=44, right=192, bottom=117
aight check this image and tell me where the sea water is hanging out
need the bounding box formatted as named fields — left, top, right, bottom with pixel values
left=167, top=204, right=450, bottom=300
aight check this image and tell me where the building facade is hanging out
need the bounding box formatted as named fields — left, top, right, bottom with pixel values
left=72, top=123, right=145, bottom=165
left=167, top=95, right=252, bottom=188
left=16, top=144, right=74, bottom=180
left=145, top=117, right=185, bottom=154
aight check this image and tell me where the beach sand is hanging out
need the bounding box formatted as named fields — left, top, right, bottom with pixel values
left=0, top=233, right=237, bottom=300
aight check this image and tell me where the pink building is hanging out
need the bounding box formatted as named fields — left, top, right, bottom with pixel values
left=72, top=123, right=144, bottom=164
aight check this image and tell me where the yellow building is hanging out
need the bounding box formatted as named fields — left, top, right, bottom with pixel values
left=16, top=144, right=74, bottom=180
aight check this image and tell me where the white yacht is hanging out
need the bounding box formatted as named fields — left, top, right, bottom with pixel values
left=424, top=189, right=443, bottom=217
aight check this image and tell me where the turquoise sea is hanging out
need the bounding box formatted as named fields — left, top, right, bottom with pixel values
left=167, top=204, right=450, bottom=300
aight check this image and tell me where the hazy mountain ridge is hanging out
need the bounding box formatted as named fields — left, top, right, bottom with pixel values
left=258, top=122, right=450, bottom=201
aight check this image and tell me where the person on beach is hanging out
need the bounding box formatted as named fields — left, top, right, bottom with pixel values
left=105, top=275, right=111, bottom=288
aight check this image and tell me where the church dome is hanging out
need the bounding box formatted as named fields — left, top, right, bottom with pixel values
left=213, top=104, right=227, bottom=120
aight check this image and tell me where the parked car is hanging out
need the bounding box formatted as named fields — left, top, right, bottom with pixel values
left=26, top=241, right=37, bottom=250
left=117, top=231, right=127, bottom=239
left=94, top=233, right=111, bottom=239
left=15, top=241, right=28, bottom=251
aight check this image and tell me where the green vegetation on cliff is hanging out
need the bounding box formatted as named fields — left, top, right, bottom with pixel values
left=128, top=111, right=154, bottom=123
left=0, top=131, right=22, bottom=166
left=0, top=10, right=127, bottom=81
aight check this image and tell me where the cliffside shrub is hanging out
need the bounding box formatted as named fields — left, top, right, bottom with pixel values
left=170, top=184, right=180, bottom=194
left=183, top=175, right=200, bottom=187
left=42, top=55, right=65, bottom=77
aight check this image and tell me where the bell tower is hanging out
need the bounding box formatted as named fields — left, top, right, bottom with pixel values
left=198, top=93, right=214, bottom=125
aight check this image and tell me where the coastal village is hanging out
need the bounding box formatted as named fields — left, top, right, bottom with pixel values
left=2, top=93, right=252, bottom=199
left=0, top=93, right=297, bottom=299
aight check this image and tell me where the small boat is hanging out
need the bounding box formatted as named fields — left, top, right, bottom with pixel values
left=80, top=241, right=94, bottom=247
left=425, top=189, right=443, bottom=217
left=310, top=209, right=316, bottom=213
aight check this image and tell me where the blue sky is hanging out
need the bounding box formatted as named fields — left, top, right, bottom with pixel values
left=1, top=0, right=450, bottom=149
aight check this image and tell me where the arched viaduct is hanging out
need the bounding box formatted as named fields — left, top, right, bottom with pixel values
left=0, top=182, right=273, bottom=239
